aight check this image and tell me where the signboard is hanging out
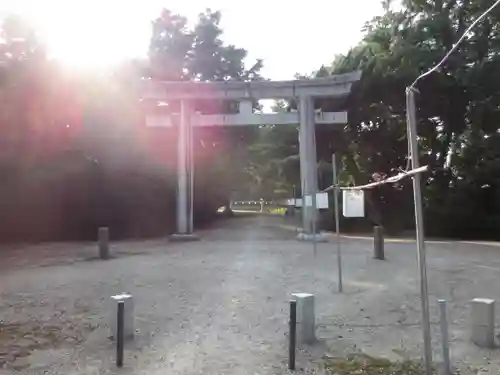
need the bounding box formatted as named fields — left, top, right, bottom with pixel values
left=303, top=192, right=329, bottom=209
left=319, top=192, right=329, bottom=209
left=342, top=190, right=365, bottom=217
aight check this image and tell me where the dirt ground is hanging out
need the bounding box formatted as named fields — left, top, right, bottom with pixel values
left=1, top=214, right=500, bottom=374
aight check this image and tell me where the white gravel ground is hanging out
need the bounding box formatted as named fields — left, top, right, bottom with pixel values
left=2, top=214, right=500, bottom=374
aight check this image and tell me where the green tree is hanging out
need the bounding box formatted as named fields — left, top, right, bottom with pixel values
left=246, top=0, right=500, bottom=236
left=147, top=8, right=265, bottom=216
left=0, top=8, right=267, bottom=241
left=318, top=0, right=500, bottom=237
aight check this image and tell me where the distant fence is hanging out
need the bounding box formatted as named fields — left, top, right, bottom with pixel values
left=230, top=195, right=330, bottom=211
left=230, top=200, right=289, bottom=213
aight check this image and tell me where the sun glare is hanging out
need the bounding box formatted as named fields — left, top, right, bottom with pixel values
left=4, top=1, right=163, bottom=69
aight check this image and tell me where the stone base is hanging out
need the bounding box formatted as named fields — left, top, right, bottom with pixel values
left=297, top=232, right=329, bottom=243
left=471, top=298, right=495, bottom=348
left=291, top=292, right=316, bottom=344
left=110, top=294, right=134, bottom=340
left=169, top=233, right=201, bottom=242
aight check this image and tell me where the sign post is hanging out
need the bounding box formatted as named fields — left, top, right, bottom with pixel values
left=332, top=154, right=342, bottom=293
left=312, top=188, right=318, bottom=256
left=406, top=87, right=432, bottom=375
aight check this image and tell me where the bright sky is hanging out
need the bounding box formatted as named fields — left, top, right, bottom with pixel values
left=1, top=0, right=385, bottom=79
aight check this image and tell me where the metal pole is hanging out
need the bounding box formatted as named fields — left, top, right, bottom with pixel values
left=116, top=301, right=125, bottom=368
left=311, top=102, right=318, bottom=255
left=312, top=190, right=317, bottom=256
left=406, top=87, right=432, bottom=374
left=189, top=105, right=194, bottom=233
left=439, top=299, right=451, bottom=375
left=332, top=154, right=343, bottom=293
left=301, top=192, right=305, bottom=234
left=289, top=300, right=297, bottom=370
left=177, top=100, right=189, bottom=234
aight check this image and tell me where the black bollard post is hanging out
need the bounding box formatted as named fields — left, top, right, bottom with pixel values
left=373, top=226, right=385, bottom=260
left=116, top=301, right=124, bottom=367
left=289, top=300, right=297, bottom=370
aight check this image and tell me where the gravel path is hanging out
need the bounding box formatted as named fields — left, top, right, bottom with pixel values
left=0, top=215, right=325, bottom=375
left=2, top=214, right=500, bottom=374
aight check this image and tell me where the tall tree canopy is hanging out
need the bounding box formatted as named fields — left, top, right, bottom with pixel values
left=242, top=0, right=500, bottom=238
left=252, top=0, right=500, bottom=237
left=146, top=8, right=265, bottom=215
left=0, top=9, right=265, bottom=241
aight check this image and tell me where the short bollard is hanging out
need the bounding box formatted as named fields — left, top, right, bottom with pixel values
left=116, top=301, right=124, bottom=367
left=373, top=226, right=384, bottom=260
left=291, top=293, right=316, bottom=344
left=110, top=294, right=134, bottom=340
left=438, top=299, right=451, bottom=375
left=289, top=300, right=297, bottom=370
left=98, top=227, right=110, bottom=260
left=471, top=298, right=495, bottom=348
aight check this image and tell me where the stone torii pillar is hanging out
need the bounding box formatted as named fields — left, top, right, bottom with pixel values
left=298, top=95, right=319, bottom=237
left=170, top=100, right=198, bottom=241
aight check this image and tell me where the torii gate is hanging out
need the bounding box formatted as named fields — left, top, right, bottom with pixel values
left=141, top=71, right=361, bottom=241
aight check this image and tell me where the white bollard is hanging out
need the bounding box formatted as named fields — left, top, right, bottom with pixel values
left=291, top=293, right=316, bottom=344
left=110, top=294, right=134, bottom=340
left=471, top=298, right=495, bottom=348
left=438, top=299, right=451, bottom=375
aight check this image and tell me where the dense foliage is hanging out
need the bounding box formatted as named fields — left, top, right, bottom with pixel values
left=331, top=0, right=500, bottom=238
left=0, top=10, right=263, bottom=241
left=249, top=0, right=500, bottom=239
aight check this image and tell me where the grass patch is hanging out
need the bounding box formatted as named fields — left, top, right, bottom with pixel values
left=268, top=207, right=287, bottom=216
left=324, top=354, right=429, bottom=375
left=0, top=319, right=96, bottom=369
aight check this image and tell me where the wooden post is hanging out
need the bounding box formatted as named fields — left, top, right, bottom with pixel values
left=373, top=226, right=385, bottom=260
left=98, top=227, right=109, bottom=260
